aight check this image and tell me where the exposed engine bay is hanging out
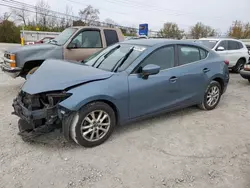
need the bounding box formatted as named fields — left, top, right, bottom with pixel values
left=12, top=91, right=71, bottom=141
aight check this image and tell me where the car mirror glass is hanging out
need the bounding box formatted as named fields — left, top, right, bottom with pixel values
left=217, top=46, right=225, bottom=51
left=141, top=64, right=160, bottom=78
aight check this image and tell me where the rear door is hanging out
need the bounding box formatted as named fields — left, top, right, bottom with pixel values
left=175, top=45, right=209, bottom=105
left=64, top=30, right=103, bottom=61
left=227, top=40, right=242, bottom=66
left=103, top=29, right=119, bottom=46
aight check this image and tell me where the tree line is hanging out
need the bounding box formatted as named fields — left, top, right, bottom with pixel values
left=0, top=0, right=249, bottom=43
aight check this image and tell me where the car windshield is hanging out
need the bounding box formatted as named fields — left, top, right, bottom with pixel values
left=49, top=28, right=77, bottom=46
left=196, top=40, right=218, bottom=49
left=84, top=44, right=147, bottom=72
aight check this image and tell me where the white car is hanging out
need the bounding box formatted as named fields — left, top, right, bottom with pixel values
left=197, top=38, right=250, bottom=73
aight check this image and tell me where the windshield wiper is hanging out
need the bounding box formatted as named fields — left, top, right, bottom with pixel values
left=94, top=45, right=121, bottom=68
left=112, top=47, right=134, bottom=72
left=49, top=39, right=59, bottom=45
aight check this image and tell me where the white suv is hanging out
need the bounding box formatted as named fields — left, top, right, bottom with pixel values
left=197, top=38, right=250, bottom=73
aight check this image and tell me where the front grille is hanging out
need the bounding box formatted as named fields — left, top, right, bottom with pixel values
left=4, top=53, right=10, bottom=59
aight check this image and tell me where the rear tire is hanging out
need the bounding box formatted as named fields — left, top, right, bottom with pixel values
left=26, top=66, right=40, bottom=79
left=198, top=81, right=222, bottom=110
left=69, top=102, right=116, bottom=147
left=233, top=59, right=245, bottom=73
left=248, top=79, right=250, bottom=83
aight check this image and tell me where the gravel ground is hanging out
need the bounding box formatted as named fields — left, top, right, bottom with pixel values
left=0, top=47, right=250, bottom=188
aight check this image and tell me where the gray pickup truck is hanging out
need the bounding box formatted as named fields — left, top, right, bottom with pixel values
left=1, top=26, right=124, bottom=78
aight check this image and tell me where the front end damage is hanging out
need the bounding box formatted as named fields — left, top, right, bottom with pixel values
left=12, top=91, right=71, bottom=141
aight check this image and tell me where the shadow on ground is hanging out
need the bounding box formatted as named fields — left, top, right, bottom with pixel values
left=19, top=106, right=200, bottom=149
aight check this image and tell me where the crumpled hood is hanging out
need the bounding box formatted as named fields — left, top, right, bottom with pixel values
left=7, top=43, right=56, bottom=54
left=22, top=59, right=114, bottom=95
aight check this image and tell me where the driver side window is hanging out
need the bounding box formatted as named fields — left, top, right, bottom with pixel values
left=216, top=40, right=228, bottom=50
left=71, top=30, right=102, bottom=48
left=137, top=46, right=175, bottom=72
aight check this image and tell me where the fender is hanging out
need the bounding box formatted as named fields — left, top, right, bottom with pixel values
left=59, top=74, right=130, bottom=123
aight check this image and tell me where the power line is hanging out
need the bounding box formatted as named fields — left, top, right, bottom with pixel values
left=0, top=0, right=153, bottom=33
left=83, top=0, right=227, bottom=20
left=65, top=0, right=194, bottom=29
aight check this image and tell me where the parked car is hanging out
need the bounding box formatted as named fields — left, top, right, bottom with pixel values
left=246, top=44, right=250, bottom=53
left=196, top=38, right=249, bottom=73
left=1, top=26, right=124, bottom=79
left=240, top=58, right=250, bottom=82
left=13, top=39, right=229, bottom=147
left=25, top=37, right=55, bottom=45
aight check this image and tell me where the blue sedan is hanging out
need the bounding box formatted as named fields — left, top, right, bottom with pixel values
left=13, top=39, right=229, bottom=147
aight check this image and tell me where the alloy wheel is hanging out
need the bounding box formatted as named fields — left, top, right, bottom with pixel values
left=206, top=86, right=220, bottom=107
left=80, top=110, right=111, bottom=142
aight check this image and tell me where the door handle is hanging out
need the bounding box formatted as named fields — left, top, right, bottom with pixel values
left=203, top=68, right=210, bottom=73
left=169, top=76, right=178, bottom=83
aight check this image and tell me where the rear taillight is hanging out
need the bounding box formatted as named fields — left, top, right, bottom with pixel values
left=224, top=60, right=229, bottom=66
left=244, top=64, right=250, bottom=71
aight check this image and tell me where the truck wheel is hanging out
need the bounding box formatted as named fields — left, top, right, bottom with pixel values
left=26, top=66, right=39, bottom=79
left=69, top=102, right=116, bottom=147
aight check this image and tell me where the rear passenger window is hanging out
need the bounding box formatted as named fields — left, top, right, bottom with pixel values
left=200, top=48, right=208, bottom=59
left=104, top=29, right=119, bottom=46
left=238, top=42, right=243, bottom=49
left=139, top=46, right=175, bottom=71
left=178, top=46, right=200, bottom=65
left=228, top=41, right=240, bottom=50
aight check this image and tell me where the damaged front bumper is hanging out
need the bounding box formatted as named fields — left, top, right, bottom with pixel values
left=12, top=91, right=72, bottom=140
left=13, top=95, right=58, bottom=127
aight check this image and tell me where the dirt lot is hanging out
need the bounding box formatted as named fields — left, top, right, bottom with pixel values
left=1, top=61, right=250, bottom=187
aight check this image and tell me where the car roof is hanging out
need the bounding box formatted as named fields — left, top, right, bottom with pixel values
left=121, top=39, right=199, bottom=47
left=71, top=26, right=121, bottom=31
left=199, top=38, right=243, bottom=42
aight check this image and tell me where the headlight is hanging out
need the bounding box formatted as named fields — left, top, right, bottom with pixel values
left=9, top=54, right=16, bottom=68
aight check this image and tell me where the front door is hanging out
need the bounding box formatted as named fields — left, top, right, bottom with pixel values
left=64, top=30, right=104, bottom=61
left=128, top=45, right=181, bottom=119
left=215, top=40, right=230, bottom=64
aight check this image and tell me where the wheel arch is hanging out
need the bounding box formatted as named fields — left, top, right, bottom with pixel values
left=212, top=77, right=224, bottom=93
left=21, top=60, right=44, bottom=75
left=238, top=57, right=247, bottom=63
left=62, top=98, right=120, bottom=142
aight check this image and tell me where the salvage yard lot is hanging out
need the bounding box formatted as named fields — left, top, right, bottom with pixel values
left=1, top=65, right=250, bottom=187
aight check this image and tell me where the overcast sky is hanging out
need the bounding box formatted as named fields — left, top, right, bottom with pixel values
left=1, top=0, right=250, bottom=33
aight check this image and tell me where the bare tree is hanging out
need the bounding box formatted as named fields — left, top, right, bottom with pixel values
left=65, top=5, right=73, bottom=27
left=11, top=6, right=29, bottom=26
left=79, top=5, right=99, bottom=25
left=190, top=22, right=217, bottom=39
left=158, top=22, right=184, bottom=39
left=36, top=0, right=50, bottom=27
left=47, top=13, right=57, bottom=28
left=0, top=12, right=11, bottom=22
left=228, top=20, right=250, bottom=39
left=104, top=18, right=117, bottom=28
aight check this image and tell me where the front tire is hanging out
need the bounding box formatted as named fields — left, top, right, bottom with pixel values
left=233, top=59, right=245, bottom=73
left=26, top=66, right=40, bottom=79
left=248, top=79, right=250, bottom=83
left=198, top=81, right=222, bottom=110
left=69, top=102, right=116, bottom=147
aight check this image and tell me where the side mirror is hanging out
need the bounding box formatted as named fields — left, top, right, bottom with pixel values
left=141, top=64, right=160, bottom=78
left=217, top=46, right=225, bottom=51
left=67, top=41, right=77, bottom=49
